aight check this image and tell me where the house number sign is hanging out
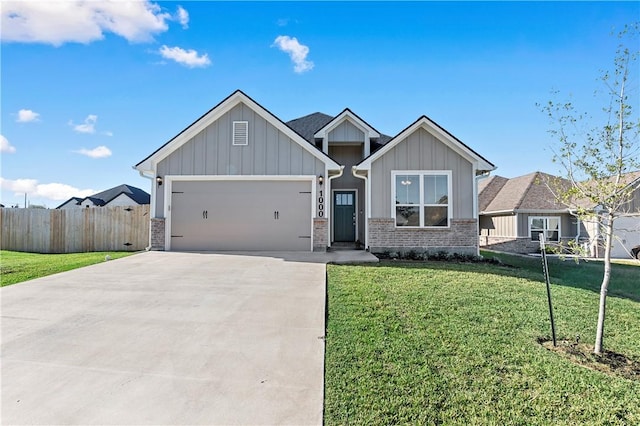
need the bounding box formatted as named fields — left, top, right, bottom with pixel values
left=318, top=190, right=324, bottom=217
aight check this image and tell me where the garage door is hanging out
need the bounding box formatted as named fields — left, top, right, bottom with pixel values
left=169, top=180, right=312, bottom=251
left=611, top=216, right=640, bottom=258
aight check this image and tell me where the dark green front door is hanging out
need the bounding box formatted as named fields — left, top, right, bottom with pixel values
left=334, top=191, right=356, bottom=242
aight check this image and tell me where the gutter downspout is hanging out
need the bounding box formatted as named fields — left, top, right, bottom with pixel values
left=352, top=166, right=369, bottom=250
left=327, top=166, right=345, bottom=248
left=136, top=168, right=155, bottom=251
left=475, top=170, right=491, bottom=256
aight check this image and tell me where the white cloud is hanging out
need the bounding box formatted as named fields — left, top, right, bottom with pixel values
left=0, top=177, right=95, bottom=201
left=1, top=1, right=172, bottom=46
left=103, top=131, right=114, bottom=137
left=159, top=45, right=211, bottom=68
left=1, top=135, right=17, bottom=153
left=16, top=109, right=40, bottom=123
left=176, top=6, right=189, bottom=29
left=272, top=35, right=314, bottom=73
left=74, top=145, right=112, bottom=159
left=70, top=114, right=98, bottom=134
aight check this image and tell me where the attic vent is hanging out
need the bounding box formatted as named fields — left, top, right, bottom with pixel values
left=233, top=121, right=248, bottom=146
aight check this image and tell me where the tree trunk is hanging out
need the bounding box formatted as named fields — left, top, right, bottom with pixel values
left=594, top=212, right=614, bottom=354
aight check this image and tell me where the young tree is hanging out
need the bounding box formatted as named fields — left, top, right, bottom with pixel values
left=541, top=23, right=640, bottom=355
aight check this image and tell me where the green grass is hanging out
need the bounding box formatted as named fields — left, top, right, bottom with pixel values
left=324, top=258, right=640, bottom=425
left=0, top=250, right=137, bottom=287
left=483, top=250, right=640, bottom=302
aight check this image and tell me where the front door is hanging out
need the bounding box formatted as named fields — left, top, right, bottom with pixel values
left=334, top=191, right=356, bottom=242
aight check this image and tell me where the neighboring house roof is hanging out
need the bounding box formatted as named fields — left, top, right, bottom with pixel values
left=480, top=171, right=571, bottom=214
left=478, top=175, right=509, bottom=212
left=356, top=115, right=495, bottom=173
left=56, top=185, right=150, bottom=209
left=57, top=197, right=84, bottom=208
left=135, top=90, right=341, bottom=172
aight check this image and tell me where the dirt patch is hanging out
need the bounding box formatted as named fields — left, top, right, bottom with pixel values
left=538, top=337, right=640, bottom=381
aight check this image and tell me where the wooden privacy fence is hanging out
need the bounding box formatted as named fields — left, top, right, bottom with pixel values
left=0, top=205, right=150, bottom=253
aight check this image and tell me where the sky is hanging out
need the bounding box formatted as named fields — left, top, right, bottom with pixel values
left=1, top=1, right=638, bottom=208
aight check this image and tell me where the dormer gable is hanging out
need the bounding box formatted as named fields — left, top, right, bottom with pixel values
left=313, top=108, right=380, bottom=157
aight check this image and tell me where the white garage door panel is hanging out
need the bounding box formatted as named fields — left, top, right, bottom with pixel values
left=170, top=180, right=312, bottom=251
left=611, top=216, right=640, bottom=258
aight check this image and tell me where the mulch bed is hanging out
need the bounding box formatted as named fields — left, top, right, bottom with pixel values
left=538, top=337, right=640, bottom=381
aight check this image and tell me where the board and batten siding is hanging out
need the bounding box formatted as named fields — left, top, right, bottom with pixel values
left=329, top=145, right=366, bottom=243
left=480, top=214, right=516, bottom=237
left=328, top=120, right=364, bottom=143
left=155, top=102, right=325, bottom=217
left=370, top=127, right=474, bottom=219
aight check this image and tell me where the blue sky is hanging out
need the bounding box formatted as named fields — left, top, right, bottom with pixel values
left=1, top=1, right=638, bottom=207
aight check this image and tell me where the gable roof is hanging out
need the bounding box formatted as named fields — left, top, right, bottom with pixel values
left=286, top=110, right=393, bottom=149
left=286, top=112, right=333, bottom=143
left=135, top=90, right=340, bottom=172
left=480, top=171, right=571, bottom=214
left=355, top=115, right=495, bottom=173
left=313, top=108, right=381, bottom=139
left=478, top=175, right=509, bottom=212
left=56, top=185, right=150, bottom=209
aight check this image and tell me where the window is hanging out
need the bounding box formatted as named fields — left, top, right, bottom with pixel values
left=232, top=121, right=248, bottom=145
left=392, top=171, right=451, bottom=227
left=529, top=217, right=560, bottom=242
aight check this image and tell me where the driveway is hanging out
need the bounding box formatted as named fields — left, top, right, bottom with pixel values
left=1, top=251, right=329, bottom=425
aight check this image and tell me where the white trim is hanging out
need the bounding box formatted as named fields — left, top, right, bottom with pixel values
left=164, top=175, right=316, bottom=251
left=327, top=166, right=345, bottom=247
left=352, top=166, right=369, bottom=249
left=331, top=188, right=358, bottom=243
left=314, top=109, right=380, bottom=139
left=528, top=215, right=561, bottom=243
left=357, top=117, right=494, bottom=172
left=136, top=91, right=340, bottom=172
left=391, top=170, right=453, bottom=229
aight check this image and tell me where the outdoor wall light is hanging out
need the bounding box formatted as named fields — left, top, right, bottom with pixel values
left=318, top=175, right=324, bottom=186
left=156, top=176, right=163, bottom=186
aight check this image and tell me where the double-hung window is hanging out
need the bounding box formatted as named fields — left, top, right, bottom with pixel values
left=392, top=171, right=451, bottom=227
left=529, top=216, right=560, bottom=242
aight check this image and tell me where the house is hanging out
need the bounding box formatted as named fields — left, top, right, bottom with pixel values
left=478, top=172, right=577, bottom=254
left=57, top=184, right=150, bottom=209
left=134, top=90, right=495, bottom=253
left=479, top=171, right=640, bottom=258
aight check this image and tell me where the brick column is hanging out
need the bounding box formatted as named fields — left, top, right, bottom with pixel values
left=313, top=218, right=328, bottom=252
left=150, top=218, right=165, bottom=251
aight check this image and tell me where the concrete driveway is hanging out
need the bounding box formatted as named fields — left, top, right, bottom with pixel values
left=1, top=251, right=330, bottom=425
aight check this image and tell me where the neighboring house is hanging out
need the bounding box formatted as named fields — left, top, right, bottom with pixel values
left=57, top=184, right=150, bottom=209
left=479, top=171, right=640, bottom=258
left=134, top=90, right=495, bottom=253
left=587, top=171, right=640, bottom=259
left=478, top=172, right=577, bottom=254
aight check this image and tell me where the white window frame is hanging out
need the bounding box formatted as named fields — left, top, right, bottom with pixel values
left=529, top=216, right=561, bottom=242
left=391, top=170, right=452, bottom=228
left=232, top=121, right=249, bottom=146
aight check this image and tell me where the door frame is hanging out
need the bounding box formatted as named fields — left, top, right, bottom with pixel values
left=163, top=175, right=317, bottom=251
left=331, top=188, right=358, bottom=243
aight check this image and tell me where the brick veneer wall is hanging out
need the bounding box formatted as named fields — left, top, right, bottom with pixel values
left=313, top=218, right=328, bottom=252
left=150, top=218, right=165, bottom=251
left=368, top=218, right=478, bottom=255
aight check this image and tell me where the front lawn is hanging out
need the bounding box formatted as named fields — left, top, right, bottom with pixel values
left=0, top=250, right=137, bottom=287
left=324, top=258, right=640, bottom=424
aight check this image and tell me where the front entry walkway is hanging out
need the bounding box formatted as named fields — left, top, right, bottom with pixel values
left=1, top=251, right=375, bottom=425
